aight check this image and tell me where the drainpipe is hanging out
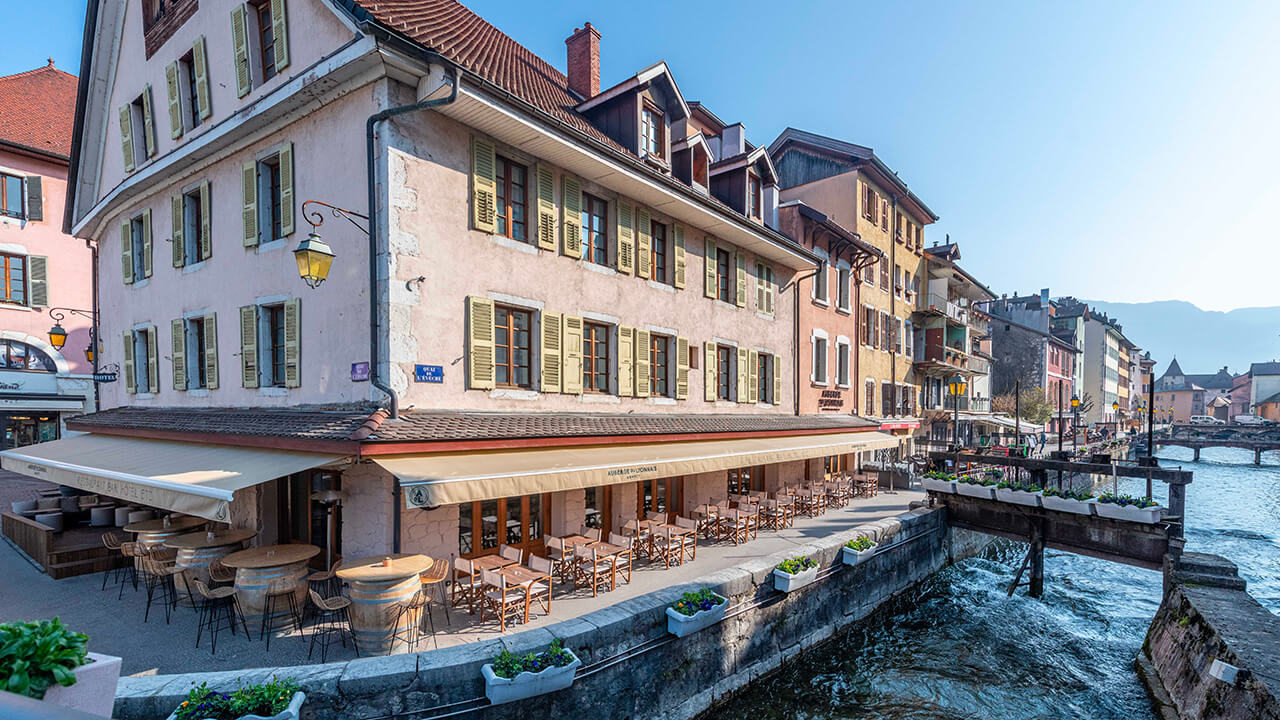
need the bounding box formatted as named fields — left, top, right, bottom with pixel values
left=365, top=60, right=458, bottom=421
left=786, top=231, right=821, bottom=416
left=889, top=194, right=899, bottom=419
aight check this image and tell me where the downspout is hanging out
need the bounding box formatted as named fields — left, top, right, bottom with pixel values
left=88, top=238, right=99, bottom=411
left=889, top=194, right=899, bottom=418
left=365, top=60, right=458, bottom=422
left=786, top=226, right=821, bottom=416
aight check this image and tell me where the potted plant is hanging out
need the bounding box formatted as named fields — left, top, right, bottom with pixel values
left=773, top=556, right=819, bottom=593
left=1, top=618, right=121, bottom=718
left=167, top=678, right=303, bottom=720
left=1039, top=486, right=1096, bottom=515
left=921, top=471, right=956, bottom=494
left=1095, top=493, right=1164, bottom=524
left=994, top=479, right=1042, bottom=507
left=481, top=638, right=581, bottom=706
left=955, top=474, right=997, bottom=500
left=666, top=588, right=728, bottom=637
left=841, top=536, right=877, bottom=566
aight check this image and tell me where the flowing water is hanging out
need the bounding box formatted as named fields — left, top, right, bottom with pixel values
left=703, top=446, right=1280, bottom=720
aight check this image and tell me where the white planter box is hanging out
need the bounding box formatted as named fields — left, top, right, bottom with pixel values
left=166, top=691, right=305, bottom=720
left=921, top=477, right=955, bottom=493
left=955, top=482, right=996, bottom=500
left=1095, top=502, right=1163, bottom=524
left=994, top=487, right=1042, bottom=507
left=841, top=544, right=877, bottom=566
left=482, top=650, right=581, bottom=706
left=666, top=594, right=728, bottom=637
left=773, top=565, right=819, bottom=593
left=1040, top=495, right=1095, bottom=515
left=42, top=652, right=121, bottom=718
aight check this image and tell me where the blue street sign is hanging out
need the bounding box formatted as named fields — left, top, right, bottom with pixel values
left=414, top=364, right=444, bottom=383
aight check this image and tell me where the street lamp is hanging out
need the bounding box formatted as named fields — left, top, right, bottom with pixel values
left=47, top=323, right=67, bottom=349
left=1112, top=400, right=1120, bottom=439
left=295, top=200, right=369, bottom=289
left=46, top=307, right=96, bottom=357
left=1070, top=394, right=1080, bottom=451
left=948, top=374, right=968, bottom=448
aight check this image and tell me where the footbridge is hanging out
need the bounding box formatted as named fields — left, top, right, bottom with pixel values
left=1135, top=424, right=1280, bottom=464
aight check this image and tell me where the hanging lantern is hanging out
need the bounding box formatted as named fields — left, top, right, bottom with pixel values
left=293, top=232, right=336, bottom=289
left=47, top=323, right=67, bottom=350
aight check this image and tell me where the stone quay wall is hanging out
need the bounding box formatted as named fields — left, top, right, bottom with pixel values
left=113, top=506, right=991, bottom=720
left=1138, top=553, right=1280, bottom=720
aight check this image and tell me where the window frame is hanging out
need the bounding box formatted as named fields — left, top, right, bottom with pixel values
left=130, top=215, right=147, bottom=281
left=757, top=352, right=771, bottom=403
left=257, top=153, right=283, bottom=244
left=133, top=327, right=152, bottom=392
left=129, top=94, right=148, bottom=166
left=183, top=186, right=209, bottom=264
left=0, top=174, right=24, bottom=220
left=0, top=339, right=55, bottom=373
left=263, top=303, right=286, bottom=388
left=836, top=341, right=850, bottom=387
left=185, top=316, right=208, bottom=389
left=0, top=253, right=26, bottom=306
left=581, top=193, right=608, bottom=266
left=837, top=265, right=851, bottom=311
left=640, top=101, right=665, bottom=160
left=180, top=51, right=201, bottom=131
left=813, top=260, right=829, bottom=303
left=812, top=335, right=828, bottom=385
left=747, top=172, right=762, bottom=219
left=582, top=321, right=610, bottom=393
left=716, top=344, right=734, bottom=401
left=493, top=305, right=533, bottom=389
left=650, top=333, right=670, bottom=397
left=716, top=248, right=731, bottom=303
left=252, top=0, right=277, bottom=82
left=651, top=220, right=667, bottom=284
left=494, top=155, right=529, bottom=243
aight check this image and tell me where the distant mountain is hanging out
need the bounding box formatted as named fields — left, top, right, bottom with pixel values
left=1079, top=300, right=1280, bottom=376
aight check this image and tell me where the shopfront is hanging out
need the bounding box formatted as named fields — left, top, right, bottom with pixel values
left=0, top=335, right=95, bottom=448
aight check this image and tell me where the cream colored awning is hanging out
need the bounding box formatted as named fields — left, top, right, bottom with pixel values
left=383, top=431, right=901, bottom=509
left=0, top=434, right=342, bottom=522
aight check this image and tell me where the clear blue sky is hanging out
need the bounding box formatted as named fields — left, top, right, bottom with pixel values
left=9, top=0, right=1279, bottom=312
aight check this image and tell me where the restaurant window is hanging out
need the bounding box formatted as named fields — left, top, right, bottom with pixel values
left=638, top=477, right=682, bottom=521
left=641, top=103, right=664, bottom=159
left=651, top=220, right=667, bottom=284
left=650, top=333, right=670, bottom=397
left=458, top=495, right=549, bottom=558
left=0, top=340, right=54, bottom=372
left=263, top=303, right=286, bottom=387
left=0, top=253, right=25, bottom=305
left=581, top=193, right=608, bottom=265
left=757, top=352, right=772, bottom=403
left=716, top=248, right=731, bottom=302
left=493, top=305, right=532, bottom=389
left=582, top=322, right=609, bottom=393
left=1, top=174, right=24, bottom=219
left=716, top=344, right=733, bottom=400
left=494, top=155, right=528, bottom=243
left=584, top=486, right=612, bottom=537
left=727, top=467, right=763, bottom=495
left=276, top=470, right=341, bottom=567
left=747, top=172, right=761, bottom=219
left=1, top=413, right=60, bottom=449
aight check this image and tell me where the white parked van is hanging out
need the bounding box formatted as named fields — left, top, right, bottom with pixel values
left=1189, top=415, right=1225, bottom=425
left=1234, top=414, right=1272, bottom=426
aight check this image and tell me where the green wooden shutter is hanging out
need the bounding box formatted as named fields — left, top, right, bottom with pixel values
left=121, top=220, right=133, bottom=284
left=756, top=264, right=766, bottom=311
left=673, top=224, right=685, bottom=289
left=24, top=176, right=42, bottom=222
left=204, top=312, right=219, bottom=390
left=541, top=310, right=562, bottom=393
left=239, top=305, right=258, bottom=388
left=172, top=318, right=187, bottom=390
left=270, top=0, right=290, bottom=72
left=562, top=315, right=583, bottom=394
left=561, top=176, right=582, bottom=257
left=615, top=201, right=634, bottom=275
left=231, top=6, right=251, bottom=98
left=773, top=354, right=782, bottom=405
left=466, top=296, right=495, bottom=390
left=119, top=106, right=134, bottom=173
left=278, top=143, right=294, bottom=236
left=748, top=349, right=759, bottom=404
left=147, top=326, right=160, bottom=394
left=193, top=36, right=212, bottom=120
left=675, top=337, right=689, bottom=400
left=242, top=161, right=258, bottom=246
left=165, top=62, right=183, bottom=139
left=141, top=84, right=156, bottom=158
left=122, top=331, right=136, bottom=394
left=703, top=237, right=717, bottom=298
left=735, top=252, right=747, bottom=308
left=199, top=181, right=212, bottom=258
left=142, top=209, right=153, bottom=278
left=283, top=298, right=300, bottom=387
left=28, top=256, right=48, bottom=308
left=535, top=164, right=557, bottom=251
left=704, top=343, right=718, bottom=401
left=618, top=326, right=634, bottom=397
left=470, top=136, right=496, bottom=234
left=736, top=346, right=748, bottom=401
left=635, top=329, right=650, bottom=398
left=636, top=208, right=651, bottom=280
left=171, top=195, right=185, bottom=268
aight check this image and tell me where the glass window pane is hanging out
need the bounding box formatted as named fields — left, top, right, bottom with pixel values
left=504, top=497, right=522, bottom=545
left=458, top=502, right=473, bottom=554
left=528, top=494, right=542, bottom=542
left=584, top=487, right=601, bottom=529
left=5, top=180, right=20, bottom=216
left=480, top=499, right=498, bottom=550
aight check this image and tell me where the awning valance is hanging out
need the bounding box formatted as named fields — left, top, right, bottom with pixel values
left=0, top=434, right=342, bottom=522
left=382, top=431, right=902, bottom=509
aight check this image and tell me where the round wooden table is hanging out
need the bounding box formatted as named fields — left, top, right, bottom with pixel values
left=336, top=554, right=435, bottom=654
left=222, top=544, right=320, bottom=622
left=165, top=528, right=258, bottom=598
left=123, top=516, right=206, bottom=548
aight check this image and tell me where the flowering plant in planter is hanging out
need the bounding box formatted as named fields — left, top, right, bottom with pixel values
left=666, top=588, right=729, bottom=637
left=775, top=556, right=817, bottom=575
left=954, top=473, right=997, bottom=499
left=482, top=639, right=581, bottom=705
left=842, top=535, right=878, bottom=566
left=491, top=639, right=576, bottom=679
left=171, top=677, right=301, bottom=720
left=995, top=480, right=1043, bottom=507
left=1095, top=493, right=1163, bottom=523
left=921, top=471, right=957, bottom=493
left=0, top=618, right=88, bottom=700
left=1040, top=486, right=1096, bottom=515
left=670, top=588, right=726, bottom=617
left=845, top=536, right=876, bottom=552
left=773, top=556, right=820, bottom=593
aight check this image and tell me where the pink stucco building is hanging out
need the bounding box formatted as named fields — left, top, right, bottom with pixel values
left=5, top=1, right=897, bottom=569
left=0, top=61, right=96, bottom=448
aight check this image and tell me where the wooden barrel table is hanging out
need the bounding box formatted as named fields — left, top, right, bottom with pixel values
left=165, top=528, right=259, bottom=601
left=123, top=516, right=206, bottom=569
left=336, top=554, right=434, bottom=655
left=222, top=544, right=320, bottom=623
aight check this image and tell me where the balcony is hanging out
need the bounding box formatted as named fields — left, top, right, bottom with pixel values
left=967, top=311, right=989, bottom=336
left=941, top=396, right=990, bottom=412
left=914, top=341, right=986, bottom=376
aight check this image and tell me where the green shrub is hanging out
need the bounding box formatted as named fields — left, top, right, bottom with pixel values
left=173, top=677, right=299, bottom=720
left=775, top=556, right=818, bottom=575
left=0, top=618, right=88, bottom=700
left=670, top=588, right=725, bottom=617
left=490, top=638, right=574, bottom=680
left=845, top=536, right=876, bottom=552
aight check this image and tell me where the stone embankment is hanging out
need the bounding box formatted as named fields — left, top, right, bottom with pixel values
left=1138, top=553, right=1280, bottom=720
left=113, top=506, right=991, bottom=720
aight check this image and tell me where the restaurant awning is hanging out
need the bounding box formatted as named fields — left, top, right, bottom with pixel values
left=0, top=434, right=342, bottom=522
left=381, top=431, right=902, bottom=509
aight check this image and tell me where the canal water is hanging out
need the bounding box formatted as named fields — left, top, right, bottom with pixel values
left=703, top=446, right=1280, bottom=720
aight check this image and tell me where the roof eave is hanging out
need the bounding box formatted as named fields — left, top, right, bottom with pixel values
left=62, top=0, right=98, bottom=235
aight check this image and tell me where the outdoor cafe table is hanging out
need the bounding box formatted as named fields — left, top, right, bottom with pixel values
left=123, top=515, right=206, bottom=570
left=499, top=564, right=553, bottom=619
left=222, top=544, right=320, bottom=622
left=336, top=554, right=435, bottom=654
left=164, top=528, right=258, bottom=598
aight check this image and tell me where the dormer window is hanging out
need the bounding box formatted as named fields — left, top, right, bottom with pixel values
left=641, top=103, right=665, bottom=160
left=748, top=172, right=762, bottom=220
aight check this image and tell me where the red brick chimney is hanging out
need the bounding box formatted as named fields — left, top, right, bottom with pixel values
left=565, top=22, right=600, bottom=99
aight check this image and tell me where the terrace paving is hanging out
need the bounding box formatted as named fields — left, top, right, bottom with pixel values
left=0, top=470, right=920, bottom=676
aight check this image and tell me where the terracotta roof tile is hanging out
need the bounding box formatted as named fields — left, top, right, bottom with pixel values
left=0, top=61, right=78, bottom=158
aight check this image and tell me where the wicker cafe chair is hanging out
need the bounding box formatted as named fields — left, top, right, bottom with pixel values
left=573, top=545, right=615, bottom=597
left=480, top=569, right=526, bottom=633
left=139, top=552, right=181, bottom=624
left=100, top=533, right=128, bottom=592
left=307, top=589, right=354, bottom=662
left=419, top=557, right=452, bottom=625
left=390, top=589, right=429, bottom=653
left=117, top=541, right=146, bottom=598
left=208, top=557, right=237, bottom=587
left=192, top=576, right=250, bottom=655
left=308, top=555, right=344, bottom=598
